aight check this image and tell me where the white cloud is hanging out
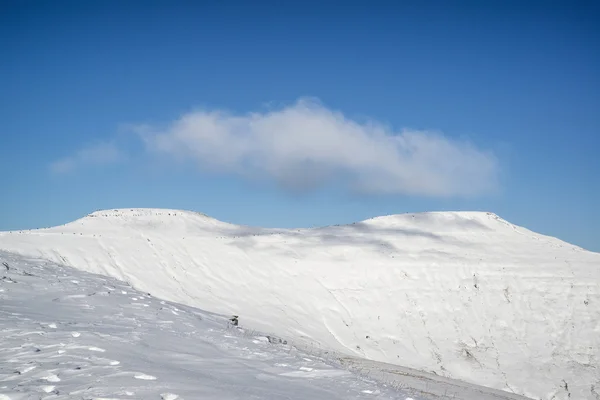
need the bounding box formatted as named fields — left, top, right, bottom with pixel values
left=50, top=141, right=124, bottom=174
left=134, top=98, right=499, bottom=197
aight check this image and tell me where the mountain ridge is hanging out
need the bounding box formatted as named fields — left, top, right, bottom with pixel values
left=7, top=207, right=589, bottom=250
left=1, top=208, right=598, bottom=399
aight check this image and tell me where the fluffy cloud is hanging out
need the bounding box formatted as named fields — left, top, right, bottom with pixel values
left=135, top=98, right=498, bottom=197
left=50, top=141, right=124, bottom=174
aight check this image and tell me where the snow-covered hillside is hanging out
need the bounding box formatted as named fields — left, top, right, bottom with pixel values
left=1, top=208, right=598, bottom=400
left=0, top=251, right=408, bottom=400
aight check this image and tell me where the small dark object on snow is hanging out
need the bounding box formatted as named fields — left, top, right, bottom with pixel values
left=266, top=335, right=287, bottom=345
left=2, top=262, right=8, bottom=271
left=229, top=315, right=239, bottom=326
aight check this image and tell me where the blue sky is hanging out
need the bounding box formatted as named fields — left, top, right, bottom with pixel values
left=1, top=0, right=598, bottom=251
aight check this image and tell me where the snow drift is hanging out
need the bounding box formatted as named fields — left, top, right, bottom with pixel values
left=1, top=208, right=598, bottom=400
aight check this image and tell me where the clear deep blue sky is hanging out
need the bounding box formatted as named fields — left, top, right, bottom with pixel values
left=1, top=0, right=599, bottom=251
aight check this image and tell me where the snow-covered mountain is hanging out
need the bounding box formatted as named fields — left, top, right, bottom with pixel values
left=1, top=208, right=598, bottom=400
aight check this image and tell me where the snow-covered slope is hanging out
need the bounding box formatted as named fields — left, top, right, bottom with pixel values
left=1, top=208, right=598, bottom=400
left=0, top=251, right=407, bottom=400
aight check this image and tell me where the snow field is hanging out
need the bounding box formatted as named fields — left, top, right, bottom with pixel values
left=0, top=251, right=411, bottom=399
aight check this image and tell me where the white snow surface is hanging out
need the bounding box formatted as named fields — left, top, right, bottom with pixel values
left=0, top=251, right=407, bottom=399
left=1, top=208, right=599, bottom=400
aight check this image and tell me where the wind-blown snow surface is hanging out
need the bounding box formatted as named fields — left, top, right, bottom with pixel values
left=1, top=209, right=599, bottom=399
left=0, top=251, right=408, bottom=400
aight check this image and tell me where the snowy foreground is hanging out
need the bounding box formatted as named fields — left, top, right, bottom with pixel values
left=1, top=251, right=520, bottom=400
left=1, top=209, right=599, bottom=399
left=0, top=250, right=404, bottom=400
